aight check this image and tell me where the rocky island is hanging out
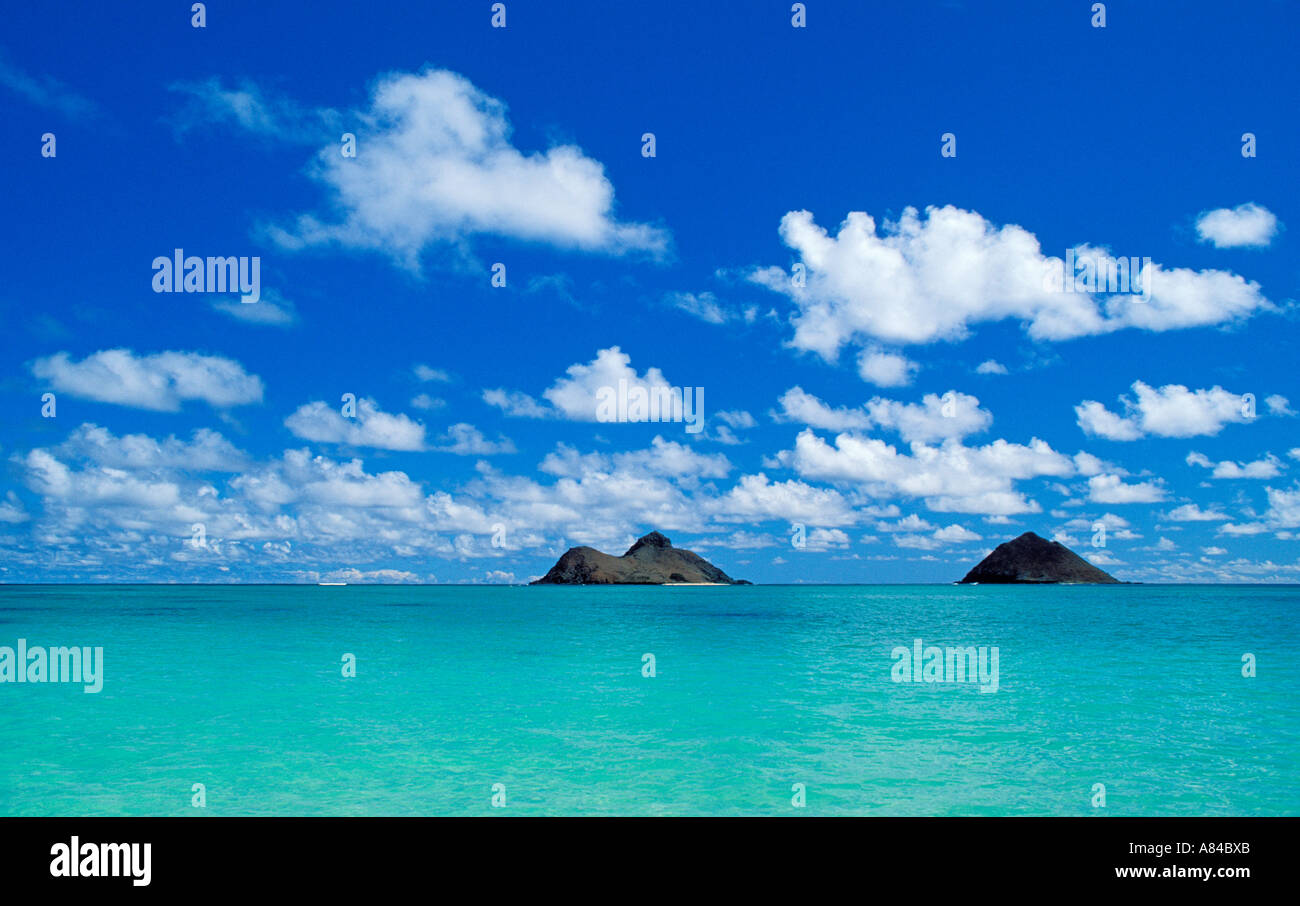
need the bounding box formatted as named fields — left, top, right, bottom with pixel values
left=531, top=531, right=749, bottom=585
left=958, top=531, right=1119, bottom=584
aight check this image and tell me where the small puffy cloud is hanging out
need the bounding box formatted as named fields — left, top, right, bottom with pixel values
left=414, top=365, right=453, bottom=383
left=667, top=291, right=753, bottom=325
left=707, top=473, right=860, bottom=526
left=1266, top=394, right=1294, bottom=416
left=619, top=437, right=732, bottom=479
left=543, top=347, right=682, bottom=421
left=668, top=291, right=726, bottom=324
left=864, top=392, right=991, bottom=444
left=774, top=387, right=991, bottom=443
left=1164, top=503, right=1230, bottom=522
left=1056, top=513, right=1139, bottom=543
left=877, top=514, right=935, bottom=533
left=857, top=347, right=919, bottom=387
left=715, top=410, right=756, bottom=430
left=60, top=423, right=247, bottom=472
left=1085, top=549, right=1124, bottom=567
left=709, top=425, right=745, bottom=446
left=1186, top=451, right=1283, bottom=479
left=482, top=388, right=552, bottom=418
left=434, top=423, right=515, bottom=456
left=410, top=393, right=445, bottom=411
left=1261, top=484, right=1300, bottom=529
left=1074, top=400, right=1144, bottom=441
left=774, top=387, right=871, bottom=432
left=541, top=436, right=730, bottom=481
left=1072, top=451, right=1107, bottom=476
left=488, top=348, right=693, bottom=425
left=31, top=349, right=264, bottom=411
left=285, top=398, right=427, bottom=451
left=1195, top=203, right=1280, bottom=248
left=1087, top=474, right=1167, bottom=504
left=0, top=491, right=29, bottom=524
left=315, top=567, right=421, bottom=584
left=0, top=52, right=101, bottom=119
left=709, top=409, right=756, bottom=446
left=171, top=76, right=335, bottom=140
left=894, top=523, right=981, bottom=550
left=801, top=528, right=851, bottom=551
left=1219, top=522, right=1268, bottom=536
left=1061, top=512, right=1131, bottom=532
left=211, top=290, right=298, bottom=327
left=1076, top=382, right=1263, bottom=440
left=935, top=523, right=981, bottom=543
left=975, top=359, right=1009, bottom=375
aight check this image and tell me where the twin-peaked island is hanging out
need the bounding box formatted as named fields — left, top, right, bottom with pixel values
left=531, top=530, right=1118, bottom=585
left=532, top=532, right=748, bottom=585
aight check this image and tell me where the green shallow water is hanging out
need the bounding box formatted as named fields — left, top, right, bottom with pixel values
left=0, top=583, right=1296, bottom=816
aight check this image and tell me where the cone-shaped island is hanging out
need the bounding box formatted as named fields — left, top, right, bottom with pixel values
left=959, top=531, right=1119, bottom=584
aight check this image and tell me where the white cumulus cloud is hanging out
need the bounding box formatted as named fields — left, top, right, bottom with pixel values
left=780, top=429, right=1078, bottom=516
left=31, top=349, right=264, bottom=412
left=1195, top=202, right=1280, bottom=248
left=486, top=347, right=692, bottom=425
left=1186, top=451, right=1283, bottom=479
left=285, top=398, right=427, bottom=451
left=243, top=69, right=669, bottom=266
left=749, top=205, right=1272, bottom=360
left=1164, top=503, right=1230, bottom=522
left=434, top=423, right=516, bottom=456
left=1087, top=474, right=1167, bottom=504
left=857, top=347, right=919, bottom=387
left=1076, top=382, right=1268, bottom=440
left=773, top=387, right=991, bottom=444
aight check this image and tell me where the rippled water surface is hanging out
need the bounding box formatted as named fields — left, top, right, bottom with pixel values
left=0, top=583, right=1295, bottom=815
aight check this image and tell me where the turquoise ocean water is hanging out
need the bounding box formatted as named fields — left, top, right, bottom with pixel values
left=0, top=583, right=1296, bottom=816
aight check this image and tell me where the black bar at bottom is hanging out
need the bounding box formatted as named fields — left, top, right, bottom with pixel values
left=0, top=817, right=1285, bottom=892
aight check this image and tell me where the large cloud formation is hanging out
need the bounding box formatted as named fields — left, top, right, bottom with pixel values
left=176, top=69, right=669, bottom=266
left=750, top=205, right=1272, bottom=359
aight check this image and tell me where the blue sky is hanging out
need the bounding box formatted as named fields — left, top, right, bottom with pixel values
left=2, top=0, right=1298, bottom=583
